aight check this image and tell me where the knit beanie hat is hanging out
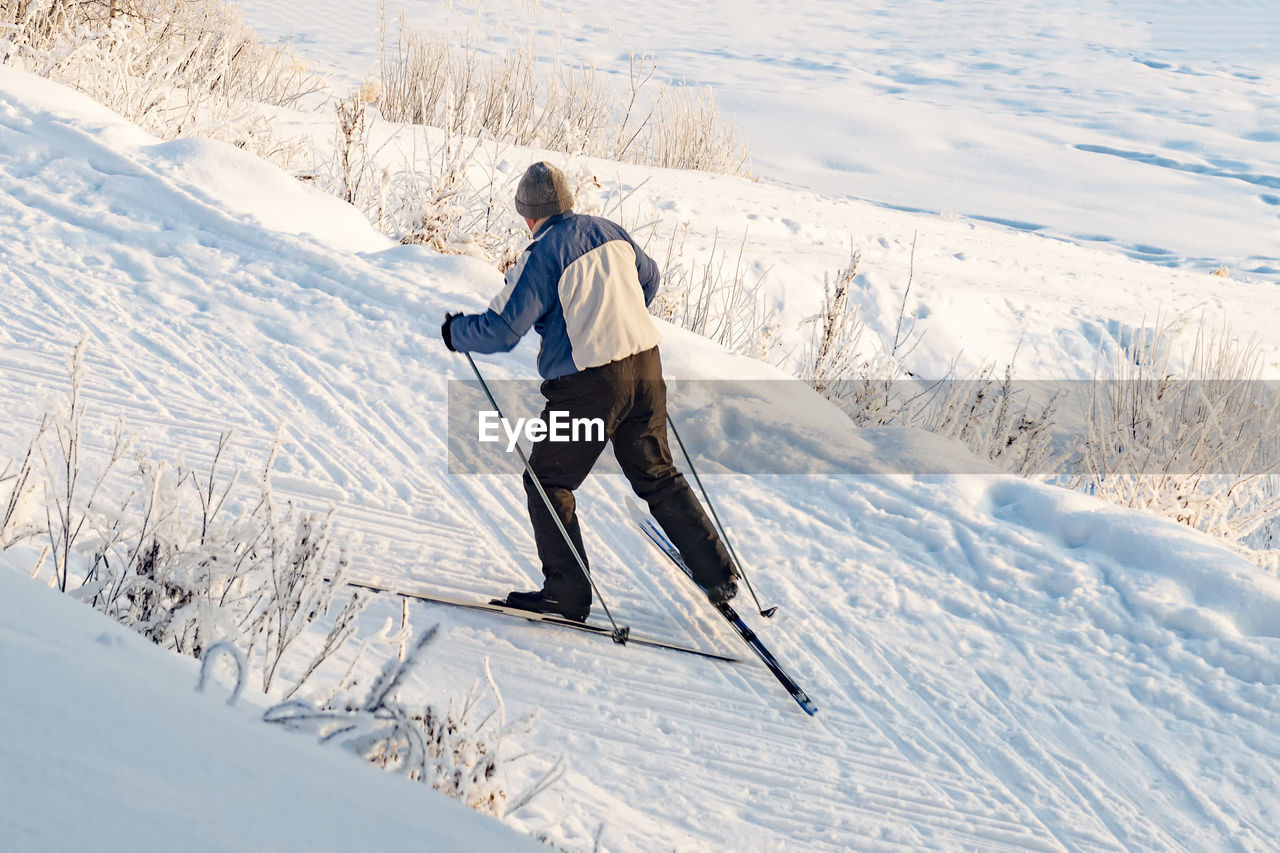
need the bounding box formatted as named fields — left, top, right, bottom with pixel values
left=515, top=161, right=574, bottom=220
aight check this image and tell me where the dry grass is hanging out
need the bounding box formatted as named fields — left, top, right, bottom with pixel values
left=379, top=17, right=750, bottom=176
left=1, top=0, right=322, bottom=166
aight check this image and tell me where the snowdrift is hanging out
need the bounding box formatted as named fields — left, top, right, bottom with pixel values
left=0, top=566, right=543, bottom=852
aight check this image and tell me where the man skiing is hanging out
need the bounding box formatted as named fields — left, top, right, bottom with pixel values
left=441, top=161, right=737, bottom=622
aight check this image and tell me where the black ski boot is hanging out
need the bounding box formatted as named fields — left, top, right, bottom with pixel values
left=704, top=577, right=738, bottom=605
left=499, top=589, right=590, bottom=622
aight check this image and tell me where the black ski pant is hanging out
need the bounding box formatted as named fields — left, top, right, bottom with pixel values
left=524, top=346, right=734, bottom=610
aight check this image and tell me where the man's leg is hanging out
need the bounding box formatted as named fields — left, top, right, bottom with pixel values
left=522, top=372, right=612, bottom=614
left=611, top=349, right=737, bottom=599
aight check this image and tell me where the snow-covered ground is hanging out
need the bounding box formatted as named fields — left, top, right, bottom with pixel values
left=4, top=1, right=1280, bottom=850
left=238, top=0, right=1280, bottom=282
left=0, top=565, right=544, bottom=853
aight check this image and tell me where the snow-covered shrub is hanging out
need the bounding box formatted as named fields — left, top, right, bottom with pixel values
left=649, top=226, right=779, bottom=359
left=264, top=628, right=564, bottom=818
left=788, top=250, right=1058, bottom=474
left=378, top=17, right=749, bottom=175
left=1, top=415, right=49, bottom=550
left=1074, top=315, right=1280, bottom=553
left=9, top=344, right=364, bottom=696
left=38, top=340, right=134, bottom=592
left=800, top=248, right=872, bottom=397
left=396, top=150, right=475, bottom=254
left=249, top=485, right=364, bottom=694
left=311, top=88, right=528, bottom=262
left=75, top=432, right=365, bottom=695
left=798, top=239, right=930, bottom=430
left=379, top=27, right=611, bottom=158
left=331, top=88, right=373, bottom=206
left=394, top=138, right=528, bottom=262
left=0, top=0, right=321, bottom=167
left=917, top=364, right=1058, bottom=476
left=636, top=81, right=749, bottom=175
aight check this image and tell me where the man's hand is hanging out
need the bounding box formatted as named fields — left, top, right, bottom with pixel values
left=441, top=312, right=462, bottom=352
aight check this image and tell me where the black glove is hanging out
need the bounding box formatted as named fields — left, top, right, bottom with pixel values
left=441, top=312, right=462, bottom=352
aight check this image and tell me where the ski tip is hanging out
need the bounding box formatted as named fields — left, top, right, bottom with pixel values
left=799, top=697, right=819, bottom=716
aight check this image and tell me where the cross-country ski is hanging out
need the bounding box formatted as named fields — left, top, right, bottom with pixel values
left=626, top=499, right=818, bottom=716
left=344, top=579, right=739, bottom=662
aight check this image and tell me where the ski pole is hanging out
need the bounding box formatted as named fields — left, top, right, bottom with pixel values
left=667, top=414, right=777, bottom=618
left=463, top=352, right=630, bottom=644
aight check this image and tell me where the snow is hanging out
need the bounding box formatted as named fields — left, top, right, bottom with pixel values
left=239, top=0, right=1280, bottom=281
left=0, top=567, right=545, bottom=852
left=3, top=1, right=1280, bottom=850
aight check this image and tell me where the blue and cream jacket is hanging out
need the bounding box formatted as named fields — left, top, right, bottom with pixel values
left=449, top=212, right=662, bottom=380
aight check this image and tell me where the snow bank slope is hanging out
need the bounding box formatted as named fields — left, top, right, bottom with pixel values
left=3, top=67, right=1280, bottom=851
left=0, top=567, right=543, bottom=853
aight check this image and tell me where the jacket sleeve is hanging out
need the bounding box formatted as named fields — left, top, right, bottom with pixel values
left=448, top=249, right=550, bottom=354
left=633, top=240, right=660, bottom=306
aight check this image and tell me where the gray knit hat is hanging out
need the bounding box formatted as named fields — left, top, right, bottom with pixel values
left=515, top=161, right=574, bottom=220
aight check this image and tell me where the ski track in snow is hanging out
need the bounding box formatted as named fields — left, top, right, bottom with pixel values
left=4, top=62, right=1280, bottom=851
